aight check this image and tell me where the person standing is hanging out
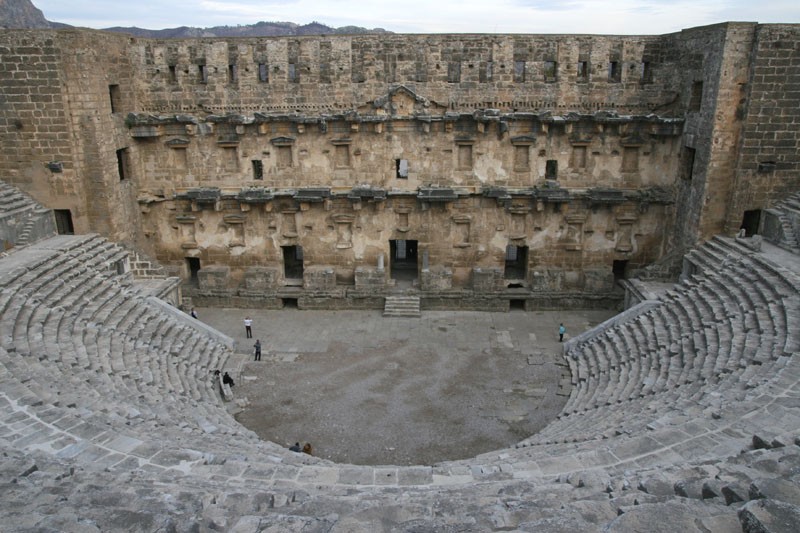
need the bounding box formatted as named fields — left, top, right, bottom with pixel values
left=244, top=316, right=252, bottom=338
left=190, top=308, right=198, bottom=319
left=558, top=323, right=566, bottom=342
left=254, top=339, right=262, bottom=361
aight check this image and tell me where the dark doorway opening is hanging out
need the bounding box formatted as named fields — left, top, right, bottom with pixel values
left=545, top=160, right=558, bottom=180
left=109, top=84, right=121, bottom=113
left=282, top=298, right=298, bottom=309
left=186, top=257, right=200, bottom=284
left=613, top=260, right=628, bottom=282
left=390, top=239, right=418, bottom=281
left=509, top=299, right=526, bottom=310
left=282, top=245, right=304, bottom=282
left=54, top=209, right=74, bottom=235
left=504, top=245, right=528, bottom=280
left=116, top=148, right=129, bottom=181
left=681, top=146, right=696, bottom=181
left=740, top=210, right=762, bottom=237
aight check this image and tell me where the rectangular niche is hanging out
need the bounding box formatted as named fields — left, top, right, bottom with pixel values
left=451, top=215, right=471, bottom=247
left=271, top=137, right=295, bottom=168
left=223, top=146, right=238, bottom=172
left=332, top=139, right=352, bottom=168
left=166, top=138, right=190, bottom=172
left=333, top=214, right=355, bottom=249
left=571, top=145, right=587, bottom=169
left=395, top=205, right=411, bottom=232
left=508, top=205, right=530, bottom=239
left=622, top=146, right=639, bottom=172
left=282, top=210, right=298, bottom=238
left=176, top=214, right=198, bottom=249
left=511, top=136, right=535, bottom=173
left=223, top=214, right=246, bottom=247
left=456, top=140, right=474, bottom=170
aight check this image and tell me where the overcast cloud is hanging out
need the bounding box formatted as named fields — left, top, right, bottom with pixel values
left=33, top=0, right=800, bottom=34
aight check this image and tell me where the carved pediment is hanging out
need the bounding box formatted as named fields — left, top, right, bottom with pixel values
left=270, top=136, right=295, bottom=146
left=368, top=85, right=447, bottom=117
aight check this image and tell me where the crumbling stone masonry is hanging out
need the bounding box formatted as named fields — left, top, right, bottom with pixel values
left=0, top=23, right=798, bottom=309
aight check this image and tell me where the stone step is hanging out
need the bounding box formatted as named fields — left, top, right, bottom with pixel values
left=383, top=295, right=421, bottom=317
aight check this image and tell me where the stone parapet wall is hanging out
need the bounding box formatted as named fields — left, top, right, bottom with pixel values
left=130, top=33, right=677, bottom=116
left=127, top=247, right=169, bottom=279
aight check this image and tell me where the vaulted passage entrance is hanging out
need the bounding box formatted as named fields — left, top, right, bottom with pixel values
left=282, top=245, right=304, bottom=283
left=390, top=239, right=418, bottom=283
left=740, top=209, right=762, bottom=237
left=504, top=244, right=528, bottom=281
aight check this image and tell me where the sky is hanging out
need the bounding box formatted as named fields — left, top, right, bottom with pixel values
left=34, top=0, right=800, bottom=35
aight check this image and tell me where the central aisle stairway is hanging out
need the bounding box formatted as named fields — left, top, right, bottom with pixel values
left=383, top=295, right=421, bottom=317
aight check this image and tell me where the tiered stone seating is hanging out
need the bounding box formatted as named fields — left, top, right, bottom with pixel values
left=0, top=235, right=260, bottom=462
left=0, top=181, right=54, bottom=247
left=519, top=237, right=799, bottom=449
left=0, top=177, right=798, bottom=529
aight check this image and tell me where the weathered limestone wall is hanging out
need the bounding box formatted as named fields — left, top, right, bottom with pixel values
left=1, top=24, right=798, bottom=309
left=141, top=190, right=670, bottom=303
left=727, top=24, right=800, bottom=232
left=129, top=112, right=682, bottom=193
left=663, top=23, right=755, bottom=250
left=0, top=29, right=140, bottom=242
left=0, top=32, right=79, bottom=218
left=130, top=34, right=678, bottom=116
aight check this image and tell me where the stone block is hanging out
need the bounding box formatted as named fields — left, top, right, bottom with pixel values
left=749, top=478, right=800, bottom=507
left=738, top=499, right=800, bottom=533
left=303, top=265, right=336, bottom=290
left=420, top=267, right=452, bottom=291
left=198, top=265, right=230, bottom=292
left=584, top=268, right=615, bottom=291
left=471, top=267, right=503, bottom=292
left=242, top=266, right=279, bottom=291
left=354, top=266, right=386, bottom=289
left=530, top=269, right=564, bottom=291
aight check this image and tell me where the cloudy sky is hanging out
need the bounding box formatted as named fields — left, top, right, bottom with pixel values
left=34, top=0, right=800, bottom=34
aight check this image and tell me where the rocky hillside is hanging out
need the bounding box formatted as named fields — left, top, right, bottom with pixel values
left=0, top=0, right=52, bottom=29
left=0, top=0, right=388, bottom=36
left=103, top=20, right=390, bottom=38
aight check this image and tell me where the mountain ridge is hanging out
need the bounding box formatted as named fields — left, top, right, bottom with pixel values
left=0, top=0, right=390, bottom=36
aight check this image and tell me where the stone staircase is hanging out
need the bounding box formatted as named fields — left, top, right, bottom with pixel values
left=0, top=180, right=55, bottom=247
left=383, top=295, right=421, bottom=317
left=774, top=194, right=800, bottom=253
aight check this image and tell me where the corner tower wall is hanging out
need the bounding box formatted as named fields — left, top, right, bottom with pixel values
left=0, top=29, right=140, bottom=243
left=727, top=24, right=800, bottom=233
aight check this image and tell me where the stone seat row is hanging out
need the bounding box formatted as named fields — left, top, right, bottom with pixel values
left=525, top=238, right=798, bottom=446
left=1, top=292, right=240, bottom=431
left=0, top=219, right=796, bottom=520
left=520, top=346, right=795, bottom=457
left=4, top=417, right=798, bottom=533
left=0, top=181, right=46, bottom=216
left=0, top=236, right=277, bottom=465
left=553, top=322, right=787, bottom=444
left=0, top=322, right=283, bottom=475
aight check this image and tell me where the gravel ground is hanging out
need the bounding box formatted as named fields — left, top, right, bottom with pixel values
left=199, top=307, right=615, bottom=466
